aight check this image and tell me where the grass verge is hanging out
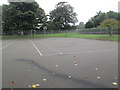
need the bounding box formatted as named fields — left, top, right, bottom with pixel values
left=2, top=33, right=119, bottom=41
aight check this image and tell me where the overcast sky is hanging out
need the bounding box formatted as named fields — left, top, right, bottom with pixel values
left=0, top=0, right=119, bottom=24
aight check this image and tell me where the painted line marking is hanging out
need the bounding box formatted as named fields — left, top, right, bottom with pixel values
left=2, top=40, right=12, bottom=46
left=0, top=40, right=16, bottom=50
left=30, top=40, right=42, bottom=56
left=38, top=41, right=63, bottom=55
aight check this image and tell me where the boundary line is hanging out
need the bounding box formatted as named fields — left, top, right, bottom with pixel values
left=30, top=39, right=43, bottom=56
left=2, top=40, right=12, bottom=46
left=0, top=40, right=16, bottom=50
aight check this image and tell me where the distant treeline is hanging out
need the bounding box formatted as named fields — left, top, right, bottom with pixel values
left=2, top=2, right=77, bottom=35
left=85, top=11, right=120, bottom=28
left=1, top=2, right=120, bottom=35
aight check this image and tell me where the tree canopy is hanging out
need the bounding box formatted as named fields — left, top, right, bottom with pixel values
left=2, top=2, right=78, bottom=35
left=85, top=11, right=119, bottom=28
left=49, top=2, right=78, bottom=30
left=98, top=19, right=120, bottom=28
left=2, top=2, right=46, bottom=35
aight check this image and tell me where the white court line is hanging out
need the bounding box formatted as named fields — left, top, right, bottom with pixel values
left=38, top=41, right=63, bottom=55
left=2, top=40, right=12, bottom=46
left=30, top=40, right=43, bottom=56
left=0, top=40, right=16, bottom=50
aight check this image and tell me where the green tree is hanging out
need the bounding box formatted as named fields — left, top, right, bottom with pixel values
left=85, top=21, right=94, bottom=28
left=49, top=2, right=78, bottom=30
left=92, top=11, right=107, bottom=27
left=2, top=2, right=46, bottom=35
left=85, top=11, right=119, bottom=28
left=106, top=11, right=118, bottom=20
left=85, top=11, right=107, bottom=28
left=99, top=19, right=119, bottom=28
left=34, top=8, right=47, bottom=34
left=98, top=19, right=119, bottom=36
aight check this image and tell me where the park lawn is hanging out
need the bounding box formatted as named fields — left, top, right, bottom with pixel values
left=2, top=33, right=120, bottom=41
left=33, top=33, right=119, bottom=41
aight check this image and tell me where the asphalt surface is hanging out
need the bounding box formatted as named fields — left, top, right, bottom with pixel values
left=2, top=38, right=118, bottom=88
left=0, top=39, right=2, bottom=89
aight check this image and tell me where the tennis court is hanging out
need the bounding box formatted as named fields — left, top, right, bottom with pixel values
left=2, top=38, right=118, bottom=88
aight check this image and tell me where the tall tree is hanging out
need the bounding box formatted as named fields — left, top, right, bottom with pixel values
left=92, top=11, right=107, bottom=27
left=2, top=2, right=46, bottom=35
left=85, top=11, right=119, bottom=28
left=99, top=19, right=119, bottom=28
left=106, top=11, right=118, bottom=20
left=49, top=2, right=78, bottom=30
left=85, top=21, right=94, bottom=28
left=98, top=19, right=120, bottom=36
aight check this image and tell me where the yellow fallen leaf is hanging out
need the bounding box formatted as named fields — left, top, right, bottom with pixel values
left=32, top=85, right=37, bottom=88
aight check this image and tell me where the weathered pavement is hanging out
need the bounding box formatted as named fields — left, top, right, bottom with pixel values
left=2, top=38, right=118, bottom=88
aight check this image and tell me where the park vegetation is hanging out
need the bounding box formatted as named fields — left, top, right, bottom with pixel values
left=85, top=11, right=120, bottom=28
left=1, top=1, right=120, bottom=36
left=2, top=2, right=77, bottom=35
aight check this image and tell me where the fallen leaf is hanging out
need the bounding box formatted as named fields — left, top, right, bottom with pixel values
left=97, top=76, right=100, bottom=79
left=43, top=79, right=47, bottom=81
left=32, top=85, right=37, bottom=88
left=35, top=84, right=40, bottom=87
left=112, top=82, right=117, bottom=86
left=95, top=68, right=98, bottom=71
left=10, top=81, right=14, bottom=85
left=68, top=76, right=72, bottom=78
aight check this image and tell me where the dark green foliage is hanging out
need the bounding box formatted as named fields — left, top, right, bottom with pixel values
left=49, top=2, right=78, bottom=30
left=85, top=11, right=119, bottom=28
left=85, top=21, right=94, bottom=28
left=2, top=2, right=46, bottom=35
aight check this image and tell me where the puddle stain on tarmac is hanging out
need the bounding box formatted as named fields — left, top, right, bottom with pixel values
left=5, top=58, right=117, bottom=88
left=14, top=59, right=112, bottom=88
left=2, top=39, right=118, bottom=88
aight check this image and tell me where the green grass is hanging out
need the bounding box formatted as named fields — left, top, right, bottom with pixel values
left=2, top=33, right=119, bottom=41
